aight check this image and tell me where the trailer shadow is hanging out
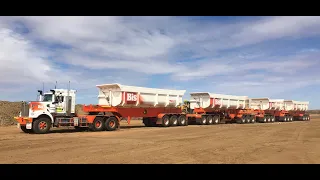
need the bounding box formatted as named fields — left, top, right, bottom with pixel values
left=47, top=125, right=148, bottom=134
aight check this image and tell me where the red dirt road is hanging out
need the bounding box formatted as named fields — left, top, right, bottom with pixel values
left=0, top=115, right=320, bottom=164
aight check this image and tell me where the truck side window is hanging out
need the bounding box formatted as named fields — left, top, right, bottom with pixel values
left=55, top=96, right=64, bottom=103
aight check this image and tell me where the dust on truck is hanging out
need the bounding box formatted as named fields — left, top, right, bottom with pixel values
left=15, top=83, right=187, bottom=134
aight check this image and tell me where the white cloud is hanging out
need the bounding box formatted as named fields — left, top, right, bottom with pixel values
left=1, top=16, right=320, bottom=106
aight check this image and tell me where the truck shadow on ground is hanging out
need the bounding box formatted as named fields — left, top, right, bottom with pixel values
left=46, top=125, right=148, bottom=134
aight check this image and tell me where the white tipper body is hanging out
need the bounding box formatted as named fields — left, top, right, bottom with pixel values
left=96, top=83, right=186, bottom=108
left=284, top=100, right=309, bottom=111
left=249, top=98, right=285, bottom=110
left=189, top=92, right=249, bottom=109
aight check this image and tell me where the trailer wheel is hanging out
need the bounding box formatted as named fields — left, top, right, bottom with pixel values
left=178, top=115, right=187, bottom=126
left=267, top=116, right=271, bottom=123
left=200, top=116, right=207, bottom=125
left=161, top=115, right=170, bottom=127
left=105, top=117, right=118, bottom=131
left=213, top=115, right=220, bottom=124
left=170, top=115, right=178, bottom=126
left=206, top=115, right=213, bottom=125
left=290, top=116, right=293, bottom=122
left=236, top=117, right=245, bottom=124
left=250, top=116, right=255, bottom=123
left=20, top=126, right=33, bottom=134
left=244, top=116, right=250, bottom=123
left=32, top=117, right=52, bottom=134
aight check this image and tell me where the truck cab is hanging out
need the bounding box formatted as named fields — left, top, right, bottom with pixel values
left=15, top=89, right=77, bottom=134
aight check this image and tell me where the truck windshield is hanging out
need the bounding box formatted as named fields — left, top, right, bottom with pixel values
left=43, top=94, right=53, bottom=102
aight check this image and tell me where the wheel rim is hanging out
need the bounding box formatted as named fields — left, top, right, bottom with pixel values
left=209, top=118, right=213, bottom=123
left=173, top=119, right=177, bottom=125
left=181, top=119, right=185, bottom=124
left=264, top=118, right=266, bottom=122
left=164, top=119, right=169, bottom=125
left=202, top=118, right=206, bottom=123
left=95, top=121, right=102, bottom=128
left=109, top=120, right=115, bottom=128
left=39, top=121, right=47, bottom=130
left=215, top=118, right=219, bottom=123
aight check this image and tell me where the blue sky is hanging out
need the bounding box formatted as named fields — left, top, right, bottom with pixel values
left=0, top=16, right=320, bottom=109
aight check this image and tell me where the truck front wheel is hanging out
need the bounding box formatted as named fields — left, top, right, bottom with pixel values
left=20, top=126, right=33, bottom=134
left=32, top=118, right=52, bottom=134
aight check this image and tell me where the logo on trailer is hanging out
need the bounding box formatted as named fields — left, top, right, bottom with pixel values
left=215, top=99, right=221, bottom=105
left=126, top=92, right=138, bottom=103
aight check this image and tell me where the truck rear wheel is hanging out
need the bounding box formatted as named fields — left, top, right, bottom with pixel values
left=90, top=118, right=105, bottom=131
left=161, top=115, right=170, bottom=127
left=178, top=115, right=187, bottom=126
left=32, top=117, right=52, bottom=134
left=170, top=115, right=178, bottom=126
left=20, top=126, right=33, bottom=134
left=105, top=117, right=118, bottom=131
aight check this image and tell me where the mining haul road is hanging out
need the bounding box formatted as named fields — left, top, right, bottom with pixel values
left=0, top=115, right=319, bottom=164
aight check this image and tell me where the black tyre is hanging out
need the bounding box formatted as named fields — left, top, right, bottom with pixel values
left=236, top=117, right=245, bottom=124
left=20, top=126, right=33, bottom=133
left=32, top=117, right=52, bottom=134
left=200, top=116, right=207, bottom=125
left=270, top=116, right=275, bottom=123
left=178, top=115, right=187, bottom=126
left=262, top=116, right=267, bottom=123
left=213, top=115, right=220, bottom=124
left=90, top=117, right=105, bottom=131
left=161, top=115, right=170, bottom=127
left=105, top=117, right=118, bottom=131
left=170, top=115, right=178, bottom=126
left=206, top=115, right=213, bottom=125
left=244, top=116, right=250, bottom=123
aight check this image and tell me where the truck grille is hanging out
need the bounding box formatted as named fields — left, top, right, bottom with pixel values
left=21, top=102, right=29, bottom=117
